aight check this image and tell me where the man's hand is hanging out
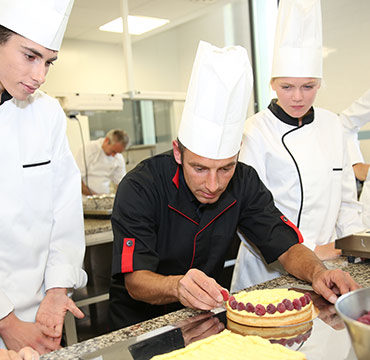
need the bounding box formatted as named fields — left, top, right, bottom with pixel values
left=178, top=313, right=225, bottom=346
left=177, top=269, right=224, bottom=310
left=0, top=347, right=39, bottom=360
left=36, top=288, right=84, bottom=342
left=311, top=268, right=360, bottom=304
left=0, top=312, right=57, bottom=355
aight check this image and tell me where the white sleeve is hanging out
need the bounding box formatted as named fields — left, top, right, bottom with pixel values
left=111, top=154, right=126, bottom=185
left=44, top=105, right=87, bottom=291
left=340, top=88, right=370, bottom=133
left=335, top=133, right=366, bottom=238
left=75, top=146, right=86, bottom=178
left=359, top=172, right=370, bottom=228
left=345, top=132, right=364, bottom=165
left=0, top=290, right=14, bottom=320
left=239, top=128, right=268, bottom=185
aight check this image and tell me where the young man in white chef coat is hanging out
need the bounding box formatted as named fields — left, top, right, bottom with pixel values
left=231, top=0, right=365, bottom=292
left=0, top=0, right=87, bottom=354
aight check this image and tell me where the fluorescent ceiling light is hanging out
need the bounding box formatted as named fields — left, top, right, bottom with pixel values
left=99, top=16, right=169, bottom=35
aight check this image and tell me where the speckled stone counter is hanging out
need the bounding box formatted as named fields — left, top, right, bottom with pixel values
left=84, top=218, right=112, bottom=236
left=41, top=258, right=369, bottom=360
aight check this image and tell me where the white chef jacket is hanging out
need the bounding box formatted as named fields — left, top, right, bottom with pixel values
left=0, top=90, right=87, bottom=348
left=231, top=102, right=364, bottom=292
left=76, top=138, right=126, bottom=194
left=340, top=88, right=370, bottom=227
left=340, top=88, right=370, bottom=165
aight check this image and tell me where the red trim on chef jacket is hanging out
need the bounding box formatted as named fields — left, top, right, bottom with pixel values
left=121, top=238, right=135, bottom=273
left=189, top=200, right=237, bottom=268
left=168, top=205, right=199, bottom=225
left=172, top=167, right=180, bottom=189
left=280, top=215, right=304, bottom=243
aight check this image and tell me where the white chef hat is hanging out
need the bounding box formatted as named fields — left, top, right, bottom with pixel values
left=178, top=41, right=253, bottom=160
left=0, top=0, right=74, bottom=51
left=271, top=0, right=322, bottom=78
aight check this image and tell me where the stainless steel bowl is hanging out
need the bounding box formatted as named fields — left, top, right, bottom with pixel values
left=335, top=287, right=370, bottom=360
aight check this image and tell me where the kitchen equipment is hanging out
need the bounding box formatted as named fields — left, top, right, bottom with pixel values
left=335, top=231, right=370, bottom=259
left=334, top=287, right=370, bottom=360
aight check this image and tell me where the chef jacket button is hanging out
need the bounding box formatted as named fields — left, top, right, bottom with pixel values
left=126, top=240, right=133, bottom=247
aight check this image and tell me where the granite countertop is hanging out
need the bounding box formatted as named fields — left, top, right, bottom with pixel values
left=41, top=257, right=369, bottom=360
left=84, top=218, right=112, bottom=236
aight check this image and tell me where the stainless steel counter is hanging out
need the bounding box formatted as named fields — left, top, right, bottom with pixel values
left=42, top=258, right=369, bottom=360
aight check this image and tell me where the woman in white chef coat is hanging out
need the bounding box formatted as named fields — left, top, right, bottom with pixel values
left=231, top=0, right=365, bottom=292
left=0, top=0, right=87, bottom=354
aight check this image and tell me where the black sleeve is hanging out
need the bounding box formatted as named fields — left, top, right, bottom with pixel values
left=111, top=163, right=161, bottom=277
left=237, top=165, right=301, bottom=264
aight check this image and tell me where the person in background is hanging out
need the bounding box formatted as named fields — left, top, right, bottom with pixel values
left=0, top=347, right=39, bottom=360
left=231, top=0, right=365, bottom=292
left=109, top=40, right=359, bottom=331
left=0, top=0, right=87, bottom=354
left=76, top=129, right=129, bottom=195
left=340, top=88, right=370, bottom=227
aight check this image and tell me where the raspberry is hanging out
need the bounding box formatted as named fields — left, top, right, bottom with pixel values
left=221, top=289, right=229, bottom=301
left=295, top=334, right=303, bottom=344
left=299, top=296, right=307, bottom=307
left=255, top=304, right=266, bottom=316
left=228, top=296, right=235, bottom=306
left=293, top=298, right=302, bottom=310
left=277, top=302, right=286, bottom=313
left=245, top=302, right=255, bottom=313
left=357, top=313, right=370, bottom=325
left=279, top=339, right=287, bottom=346
left=237, top=302, right=246, bottom=311
left=282, top=298, right=290, bottom=306
left=284, top=299, right=294, bottom=311
left=287, top=339, right=295, bottom=347
left=229, top=300, right=237, bottom=310
left=266, top=303, right=276, bottom=314
left=304, top=294, right=311, bottom=304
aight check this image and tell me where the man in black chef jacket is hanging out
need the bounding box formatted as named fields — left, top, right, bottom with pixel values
left=109, top=41, right=360, bottom=330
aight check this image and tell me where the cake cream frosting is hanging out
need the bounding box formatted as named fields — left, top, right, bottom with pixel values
left=150, top=330, right=306, bottom=360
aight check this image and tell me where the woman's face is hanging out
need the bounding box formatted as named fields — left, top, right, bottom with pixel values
left=271, top=77, right=321, bottom=119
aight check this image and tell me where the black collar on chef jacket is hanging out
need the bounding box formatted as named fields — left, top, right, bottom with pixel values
left=168, top=163, right=237, bottom=228
left=0, top=89, right=12, bottom=105
left=268, top=98, right=314, bottom=126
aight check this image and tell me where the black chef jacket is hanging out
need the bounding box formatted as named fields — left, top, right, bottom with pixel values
left=109, top=151, right=302, bottom=330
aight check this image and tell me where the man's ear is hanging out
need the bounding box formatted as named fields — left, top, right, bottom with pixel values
left=172, top=140, right=182, bottom=165
left=103, top=137, right=110, bottom=145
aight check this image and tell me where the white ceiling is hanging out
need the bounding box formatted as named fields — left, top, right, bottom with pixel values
left=65, top=0, right=232, bottom=44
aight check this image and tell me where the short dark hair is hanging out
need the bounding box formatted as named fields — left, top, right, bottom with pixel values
left=0, top=25, right=15, bottom=45
left=177, top=138, right=186, bottom=164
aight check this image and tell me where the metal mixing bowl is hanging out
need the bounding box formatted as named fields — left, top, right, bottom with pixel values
left=334, top=287, right=370, bottom=360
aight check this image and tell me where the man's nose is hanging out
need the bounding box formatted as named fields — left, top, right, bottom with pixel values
left=205, top=172, right=219, bottom=193
left=31, top=63, right=46, bottom=85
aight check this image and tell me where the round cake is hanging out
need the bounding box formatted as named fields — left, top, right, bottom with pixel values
left=226, top=289, right=314, bottom=327
left=227, top=318, right=313, bottom=347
